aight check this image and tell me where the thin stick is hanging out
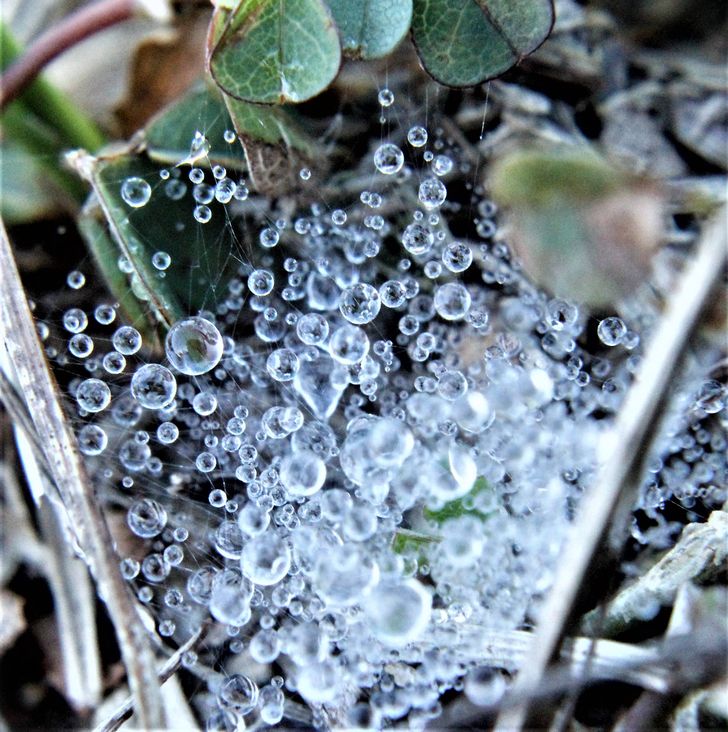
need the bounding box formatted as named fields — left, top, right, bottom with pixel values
left=495, top=208, right=728, bottom=731
left=95, top=627, right=205, bottom=732
left=0, top=0, right=135, bottom=110
left=0, top=219, right=166, bottom=729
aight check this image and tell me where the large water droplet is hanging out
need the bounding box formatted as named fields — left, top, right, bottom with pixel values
left=363, top=579, right=432, bottom=646
left=165, top=317, right=223, bottom=376
left=373, top=143, right=404, bottom=175
left=293, top=356, right=348, bottom=419
left=120, top=177, right=151, bottom=208
left=131, top=363, right=177, bottom=409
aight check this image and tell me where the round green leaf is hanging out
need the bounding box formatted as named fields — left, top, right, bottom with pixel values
left=208, top=0, right=342, bottom=104
left=327, top=0, right=412, bottom=59
left=411, top=0, right=554, bottom=87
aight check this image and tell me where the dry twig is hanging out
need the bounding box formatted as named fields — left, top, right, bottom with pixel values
left=0, top=219, right=166, bottom=728
left=495, top=208, right=728, bottom=731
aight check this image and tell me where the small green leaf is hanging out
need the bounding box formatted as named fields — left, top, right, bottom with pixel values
left=223, top=94, right=322, bottom=194
left=424, top=476, right=493, bottom=524
left=207, top=0, right=341, bottom=104
left=392, top=528, right=441, bottom=555
left=71, top=153, right=241, bottom=332
left=327, top=0, right=412, bottom=59
left=144, top=85, right=247, bottom=170
left=411, top=0, right=554, bottom=87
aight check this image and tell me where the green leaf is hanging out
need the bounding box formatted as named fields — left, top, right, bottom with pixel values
left=77, top=211, right=160, bottom=350
left=411, top=0, right=554, bottom=87
left=392, top=528, right=441, bottom=555
left=207, top=0, right=341, bottom=104
left=327, top=0, right=412, bottom=59
left=424, top=476, right=493, bottom=524
left=223, top=93, right=322, bottom=194
left=71, top=153, right=241, bottom=332
left=144, top=85, right=247, bottom=170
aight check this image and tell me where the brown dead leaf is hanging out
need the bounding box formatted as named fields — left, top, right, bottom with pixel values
left=115, top=13, right=210, bottom=138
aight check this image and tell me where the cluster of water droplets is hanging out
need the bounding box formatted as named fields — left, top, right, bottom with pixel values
left=46, top=101, right=727, bottom=730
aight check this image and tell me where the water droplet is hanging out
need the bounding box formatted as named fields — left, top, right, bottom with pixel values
left=78, top=424, right=108, bottom=455
left=378, top=88, right=395, bottom=107
left=103, top=351, right=126, bottom=374
left=120, top=177, right=151, bottom=208
left=402, top=222, right=434, bottom=255
left=379, top=280, right=406, bottom=308
left=363, top=579, right=431, bottom=645
left=152, top=251, right=171, bottom=270
left=329, top=324, right=370, bottom=364
left=374, top=143, right=404, bottom=175
left=259, top=227, right=279, bottom=248
left=219, top=674, right=258, bottom=714
left=432, top=154, right=453, bottom=176
left=131, top=363, right=176, bottom=409
left=597, top=317, right=627, bottom=346
left=240, top=533, right=291, bottom=586
left=193, top=204, right=212, bottom=223
left=66, top=270, right=85, bottom=289
left=192, top=391, right=218, bottom=416
left=418, top=176, right=447, bottom=209
left=76, top=378, right=111, bottom=412
left=157, top=421, right=179, bottom=444
left=63, top=308, right=88, bottom=333
left=296, top=313, right=329, bottom=345
left=294, top=356, right=349, bottom=418
left=266, top=348, right=300, bottom=382
left=94, top=304, right=116, bottom=325
left=165, top=317, right=223, bottom=376
left=407, top=126, right=428, bottom=147
left=248, top=269, right=274, bottom=296
left=69, top=334, right=93, bottom=358
left=339, top=283, right=381, bottom=324
left=112, top=326, right=142, bottom=355
left=442, top=242, right=472, bottom=272
left=434, top=282, right=471, bottom=320
left=127, top=498, right=167, bottom=538
left=280, top=450, right=326, bottom=497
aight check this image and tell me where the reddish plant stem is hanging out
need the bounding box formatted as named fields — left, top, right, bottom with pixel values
left=1, top=0, right=136, bottom=110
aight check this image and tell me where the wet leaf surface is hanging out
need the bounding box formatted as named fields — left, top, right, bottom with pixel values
left=327, top=0, right=412, bottom=59
left=411, top=0, right=554, bottom=87
left=72, top=153, right=243, bottom=332
left=144, top=85, right=246, bottom=169
left=207, top=0, right=341, bottom=104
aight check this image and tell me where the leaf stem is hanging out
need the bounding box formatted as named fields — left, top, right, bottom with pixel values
left=1, top=0, right=135, bottom=111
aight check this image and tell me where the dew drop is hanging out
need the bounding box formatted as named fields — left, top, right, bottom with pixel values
left=120, top=177, right=152, bottom=208
left=374, top=143, right=404, bottom=175
left=165, top=317, right=223, bottom=376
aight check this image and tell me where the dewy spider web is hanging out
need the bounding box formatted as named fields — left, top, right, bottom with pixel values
left=31, top=82, right=728, bottom=731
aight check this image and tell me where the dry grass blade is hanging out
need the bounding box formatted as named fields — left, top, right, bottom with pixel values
left=94, top=626, right=205, bottom=732
left=581, top=509, right=728, bottom=638
left=495, top=208, right=728, bottom=731
left=0, top=219, right=166, bottom=729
